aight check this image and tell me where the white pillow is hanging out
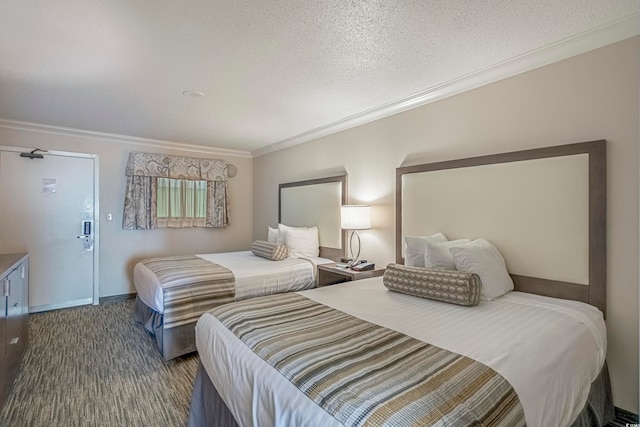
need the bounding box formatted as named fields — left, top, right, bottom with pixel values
left=424, top=239, right=472, bottom=270
left=267, top=226, right=284, bottom=244
left=449, top=239, right=514, bottom=301
left=278, top=224, right=319, bottom=257
left=404, top=233, right=448, bottom=267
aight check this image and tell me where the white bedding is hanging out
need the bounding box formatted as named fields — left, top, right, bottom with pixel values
left=134, top=251, right=332, bottom=313
left=195, top=278, right=606, bottom=427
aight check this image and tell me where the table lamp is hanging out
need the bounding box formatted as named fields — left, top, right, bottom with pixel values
left=340, top=205, right=371, bottom=266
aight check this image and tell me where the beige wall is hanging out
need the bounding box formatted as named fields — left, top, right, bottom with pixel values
left=253, top=37, right=639, bottom=413
left=0, top=127, right=254, bottom=298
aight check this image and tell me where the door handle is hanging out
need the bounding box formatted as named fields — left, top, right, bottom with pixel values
left=77, top=234, right=94, bottom=250
left=9, top=337, right=19, bottom=345
left=3, top=279, right=8, bottom=297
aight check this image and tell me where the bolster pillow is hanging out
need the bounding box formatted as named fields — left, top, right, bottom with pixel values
left=251, top=240, right=288, bottom=261
left=383, top=263, right=481, bottom=307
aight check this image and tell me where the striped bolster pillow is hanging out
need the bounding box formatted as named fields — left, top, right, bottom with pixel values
left=383, top=263, right=481, bottom=307
left=251, top=240, right=288, bottom=261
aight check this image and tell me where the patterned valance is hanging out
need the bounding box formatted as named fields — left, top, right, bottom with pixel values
left=125, top=152, right=228, bottom=181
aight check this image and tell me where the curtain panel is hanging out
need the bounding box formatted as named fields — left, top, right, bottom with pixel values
left=122, top=152, right=229, bottom=230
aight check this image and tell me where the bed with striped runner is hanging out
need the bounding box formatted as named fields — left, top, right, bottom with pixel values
left=140, top=256, right=235, bottom=329
left=212, top=292, right=525, bottom=427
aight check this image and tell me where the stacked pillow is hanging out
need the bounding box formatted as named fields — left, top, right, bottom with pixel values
left=447, top=239, right=513, bottom=300
left=424, top=239, right=471, bottom=269
left=402, top=234, right=513, bottom=301
left=267, top=226, right=285, bottom=244
left=404, top=232, right=448, bottom=267
left=267, top=224, right=319, bottom=258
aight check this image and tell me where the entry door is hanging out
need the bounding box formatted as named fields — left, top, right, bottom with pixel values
left=0, top=149, right=97, bottom=312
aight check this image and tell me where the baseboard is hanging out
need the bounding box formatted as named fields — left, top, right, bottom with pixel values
left=615, top=406, right=639, bottom=424
left=30, top=297, right=93, bottom=313
left=99, top=293, right=136, bottom=304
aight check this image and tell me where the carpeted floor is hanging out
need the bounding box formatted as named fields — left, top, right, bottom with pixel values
left=0, top=299, right=199, bottom=427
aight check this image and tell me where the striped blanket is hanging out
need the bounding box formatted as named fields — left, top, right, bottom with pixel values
left=140, top=256, right=235, bottom=329
left=212, top=293, right=525, bottom=427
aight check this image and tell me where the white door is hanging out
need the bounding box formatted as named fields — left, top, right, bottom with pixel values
left=0, top=148, right=98, bottom=312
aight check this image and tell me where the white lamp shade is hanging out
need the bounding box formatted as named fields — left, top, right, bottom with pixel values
left=341, top=205, right=371, bottom=230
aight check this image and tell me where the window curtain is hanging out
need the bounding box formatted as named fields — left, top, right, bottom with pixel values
left=123, top=175, right=158, bottom=229
left=122, top=152, right=229, bottom=230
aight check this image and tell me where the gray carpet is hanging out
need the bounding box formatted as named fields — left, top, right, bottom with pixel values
left=0, top=299, right=199, bottom=427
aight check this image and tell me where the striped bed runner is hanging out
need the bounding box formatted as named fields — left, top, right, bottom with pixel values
left=141, top=256, right=235, bottom=329
left=212, top=293, right=525, bottom=427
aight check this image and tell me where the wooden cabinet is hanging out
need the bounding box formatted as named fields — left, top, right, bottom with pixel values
left=0, top=253, right=29, bottom=409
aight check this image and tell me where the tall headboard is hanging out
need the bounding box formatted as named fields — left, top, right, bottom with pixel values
left=396, top=140, right=606, bottom=315
left=279, top=175, right=347, bottom=261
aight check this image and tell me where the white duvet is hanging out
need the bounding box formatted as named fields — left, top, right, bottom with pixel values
left=134, top=251, right=332, bottom=313
left=196, top=278, right=606, bottom=427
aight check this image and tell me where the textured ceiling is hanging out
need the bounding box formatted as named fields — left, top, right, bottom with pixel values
left=0, top=1, right=638, bottom=155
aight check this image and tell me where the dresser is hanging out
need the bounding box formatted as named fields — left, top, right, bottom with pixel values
left=0, top=253, right=29, bottom=408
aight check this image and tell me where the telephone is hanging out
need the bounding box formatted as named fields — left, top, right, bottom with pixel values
left=351, top=261, right=375, bottom=271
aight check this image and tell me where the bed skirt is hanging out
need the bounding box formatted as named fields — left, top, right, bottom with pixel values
left=186, top=361, right=614, bottom=427
left=570, top=361, right=615, bottom=427
left=133, top=296, right=197, bottom=361
left=187, top=364, right=238, bottom=427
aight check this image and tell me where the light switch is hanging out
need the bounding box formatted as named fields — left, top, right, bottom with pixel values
left=106, top=212, right=113, bottom=221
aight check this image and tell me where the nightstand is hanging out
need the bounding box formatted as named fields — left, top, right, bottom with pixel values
left=317, top=263, right=386, bottom=287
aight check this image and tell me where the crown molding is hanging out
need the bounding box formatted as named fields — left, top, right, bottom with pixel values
left=0, top=119, right=253, bottom=158
left=252, top=13, right=640, bottom=158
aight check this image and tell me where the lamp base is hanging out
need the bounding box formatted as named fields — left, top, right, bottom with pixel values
left=348, top=230, right=362, bottom=266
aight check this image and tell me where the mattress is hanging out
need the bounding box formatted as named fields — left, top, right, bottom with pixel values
left=134, top=251, right=332, bottom=313
left=195, top=277, right=606, bottom=427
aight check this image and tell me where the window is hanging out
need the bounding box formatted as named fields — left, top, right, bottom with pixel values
left=122, top=151, right=229, bottom=230
left=157, top=178, right=208, bottom=227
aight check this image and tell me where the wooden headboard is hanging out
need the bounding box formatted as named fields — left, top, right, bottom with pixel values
left=279, top=175, right=347, bottom=261
left=396, top=140, right=606, bottom=315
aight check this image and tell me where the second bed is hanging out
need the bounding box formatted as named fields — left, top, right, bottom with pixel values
left=134, top=250, right=332, bottom=360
